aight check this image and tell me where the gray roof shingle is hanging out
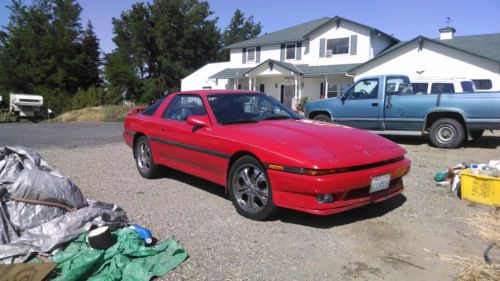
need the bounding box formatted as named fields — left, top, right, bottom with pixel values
left=225, top=17, right=331, bottom=49
left=209, top=67, right=253, bottom=79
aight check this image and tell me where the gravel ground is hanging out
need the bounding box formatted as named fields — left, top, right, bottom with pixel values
left=6, top=124, right=500, bottom=280
left=0, top=122, right=122, bottom=148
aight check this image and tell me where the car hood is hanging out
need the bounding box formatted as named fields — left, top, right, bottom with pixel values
left=222, top=119, right=406, bottom=169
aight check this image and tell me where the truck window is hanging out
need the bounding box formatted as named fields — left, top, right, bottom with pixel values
left=412, top=83, right=428, bottom=95
left=386, top=76, right=413, bottom=95
left=460, top=81, right=475, bottom=93
left=472, top=79, right=492, bottom=90
left=431, top=83, right=454, bottom=94
left=345, top=79, right=379, bottom=100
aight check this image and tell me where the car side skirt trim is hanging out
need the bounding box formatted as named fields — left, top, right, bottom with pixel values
left=148, top=136, right=230, bottom=159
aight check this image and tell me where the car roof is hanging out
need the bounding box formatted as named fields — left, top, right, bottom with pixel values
left=171, top=90, right=264, bottom=97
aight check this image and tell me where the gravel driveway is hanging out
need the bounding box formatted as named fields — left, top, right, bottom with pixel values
left=2, top=123, right=499, bottom=280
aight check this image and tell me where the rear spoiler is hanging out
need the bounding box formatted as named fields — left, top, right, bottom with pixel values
left=127, top=107, right=145, bottom=115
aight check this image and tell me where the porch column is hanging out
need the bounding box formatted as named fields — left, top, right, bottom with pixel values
left=298, top=75, right=303, bottom=99
left=325, top=75, right=328, bottom=98
left=294, top=75, right=298, bottom=99
left=249, top=76, right=253, bottom=91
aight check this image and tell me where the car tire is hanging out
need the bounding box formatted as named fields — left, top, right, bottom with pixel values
left=313, top=113, right=332, bottom=123
left=429, top=118, right=465, bottom=149
left=228, top=156, right=277, bottom=220
left=470, top=130, right=484, bottom=141
left=134, top=136, right=162, bottom=179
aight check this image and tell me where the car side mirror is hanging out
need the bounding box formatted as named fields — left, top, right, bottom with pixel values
left=340, top=93, right=346, bottom=100
left=186, top=115, right=210, bottom=127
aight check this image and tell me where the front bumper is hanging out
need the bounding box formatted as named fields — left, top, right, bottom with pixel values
left=268, top=158, right=411, bottom=215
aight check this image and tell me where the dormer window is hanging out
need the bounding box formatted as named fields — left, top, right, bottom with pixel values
left=286, top=43, right=296, bottom=60
left=247, top=48, right=256, bottom=63
left=326, top=37, right=349, bottom=56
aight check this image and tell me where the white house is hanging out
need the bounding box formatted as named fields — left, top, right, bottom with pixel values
left=350, top=28, right=500, bottom=91
left=181, top=16, right=500, bottom=108
left=181, top=16, right=398, bottom=107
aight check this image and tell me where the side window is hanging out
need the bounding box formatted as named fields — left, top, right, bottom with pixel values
left=345, top=79, right=379, bottom=100
left=472, top=79, right=492, bottom=90
left=412, top=83, right=428, bottom=95
left=460, top=81, right=475, bottom=93
left=431, top=83, right=454, bottom=93
left=162, top=95, right=206, bottom=121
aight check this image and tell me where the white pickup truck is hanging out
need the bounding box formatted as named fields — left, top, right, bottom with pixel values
left=0, top=93, right=44, bottom=121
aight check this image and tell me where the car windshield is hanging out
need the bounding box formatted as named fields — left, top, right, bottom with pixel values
left=207, top=93, right=302, bottom=125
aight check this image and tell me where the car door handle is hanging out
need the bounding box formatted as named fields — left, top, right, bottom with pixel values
left=371, top=103, right=378, bottom=107
left=161, top=128, right=167, bottom=131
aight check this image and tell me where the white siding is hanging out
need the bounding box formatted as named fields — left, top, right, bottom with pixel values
left=181, top=62, right=230, bottom=91
left=354, top=40, right=500, bottom=91
left=305, top=21, right=372, bottom=65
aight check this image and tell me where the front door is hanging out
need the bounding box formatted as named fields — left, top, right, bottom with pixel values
left=280, top=84, right=294, bottom=107
left=332, top=78, right=382, bottom=129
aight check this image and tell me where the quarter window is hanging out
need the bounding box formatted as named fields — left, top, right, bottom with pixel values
left=141, top=97, right=165, bottom=116
left=162, top=95, right=206, bottom=121
left=326, top=37, right=349, bottom=56
left=286, top=43, right=296, bottom=60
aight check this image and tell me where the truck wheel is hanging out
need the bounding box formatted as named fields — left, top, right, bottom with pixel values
left=313, top=114, right=332, bottom=123
left=470, top=130, right=484, bottom=141
left=429, top=118, right=465, bottom=149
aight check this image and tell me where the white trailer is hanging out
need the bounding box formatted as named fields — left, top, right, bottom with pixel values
left=0, top=93, right=43, bottom=122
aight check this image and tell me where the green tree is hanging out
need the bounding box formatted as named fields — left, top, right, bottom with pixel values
left=0, top=0, right=102, bottom=113
left=105, top=0, right=220, bottom=103
left=219, top=9, right=262, bottom=60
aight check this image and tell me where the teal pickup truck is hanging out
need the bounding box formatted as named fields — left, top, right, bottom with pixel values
left=304, top=75, right=500, bottom=148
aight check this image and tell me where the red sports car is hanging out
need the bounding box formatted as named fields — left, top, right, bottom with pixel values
left=123, top=90, right=411, bottom=220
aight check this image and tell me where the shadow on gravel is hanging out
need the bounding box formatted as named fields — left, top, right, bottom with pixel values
left=159, top=167, right=227, bottom=199
left=277, top=194, right=407, bottom=229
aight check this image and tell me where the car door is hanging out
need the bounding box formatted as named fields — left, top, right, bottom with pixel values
left=153, top=94, right=221, bottom=177
left=332, top=78, right=382, bottom=129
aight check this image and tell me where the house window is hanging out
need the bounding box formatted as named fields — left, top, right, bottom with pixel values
left=472, top=79, right=492, bottom=90
left=286, top=43, right=296, bottom=60
left=326, top=37, right=349, bottom=56
left=247, top=48, right=255, bottom=62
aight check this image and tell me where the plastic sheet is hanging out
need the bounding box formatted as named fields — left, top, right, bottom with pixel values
left=0, top=146, right=129, bottom=263
left=50, top=228, right=188, bottom=281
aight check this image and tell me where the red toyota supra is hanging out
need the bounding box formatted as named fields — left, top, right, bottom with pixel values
left=123, top=90, right=411, bottom=220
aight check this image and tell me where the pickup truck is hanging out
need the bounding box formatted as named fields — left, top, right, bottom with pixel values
left=304, top=75, right=500, bottom=148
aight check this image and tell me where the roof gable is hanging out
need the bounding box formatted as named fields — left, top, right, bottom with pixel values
left=350, top=33, right=500, bottom=72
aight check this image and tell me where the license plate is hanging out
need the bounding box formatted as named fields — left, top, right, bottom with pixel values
left=369, top=174, right=391, bottom=193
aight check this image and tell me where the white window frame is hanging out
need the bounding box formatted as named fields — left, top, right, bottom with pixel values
left=247, top=48, right=256, bottom=63
left=285, top=43, right=296, bottom=60
left=326, top=37, right=350, bottom=57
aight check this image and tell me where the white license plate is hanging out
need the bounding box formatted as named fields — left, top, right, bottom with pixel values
left=369, top=174, right=391, bottom=193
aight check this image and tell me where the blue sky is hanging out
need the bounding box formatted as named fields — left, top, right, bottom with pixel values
left=1, top=0, right=499, bottom=53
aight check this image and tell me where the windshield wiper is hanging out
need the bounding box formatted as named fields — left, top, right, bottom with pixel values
left=221, top=119, right=259, bottom=125
left=260, top=115, right=293, bottom=121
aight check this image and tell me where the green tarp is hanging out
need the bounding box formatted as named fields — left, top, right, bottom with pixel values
left=49, top=228, right=188, bottom=281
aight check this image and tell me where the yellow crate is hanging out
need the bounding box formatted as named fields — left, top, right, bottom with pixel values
left=460, top=169, right=500, bottom=206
